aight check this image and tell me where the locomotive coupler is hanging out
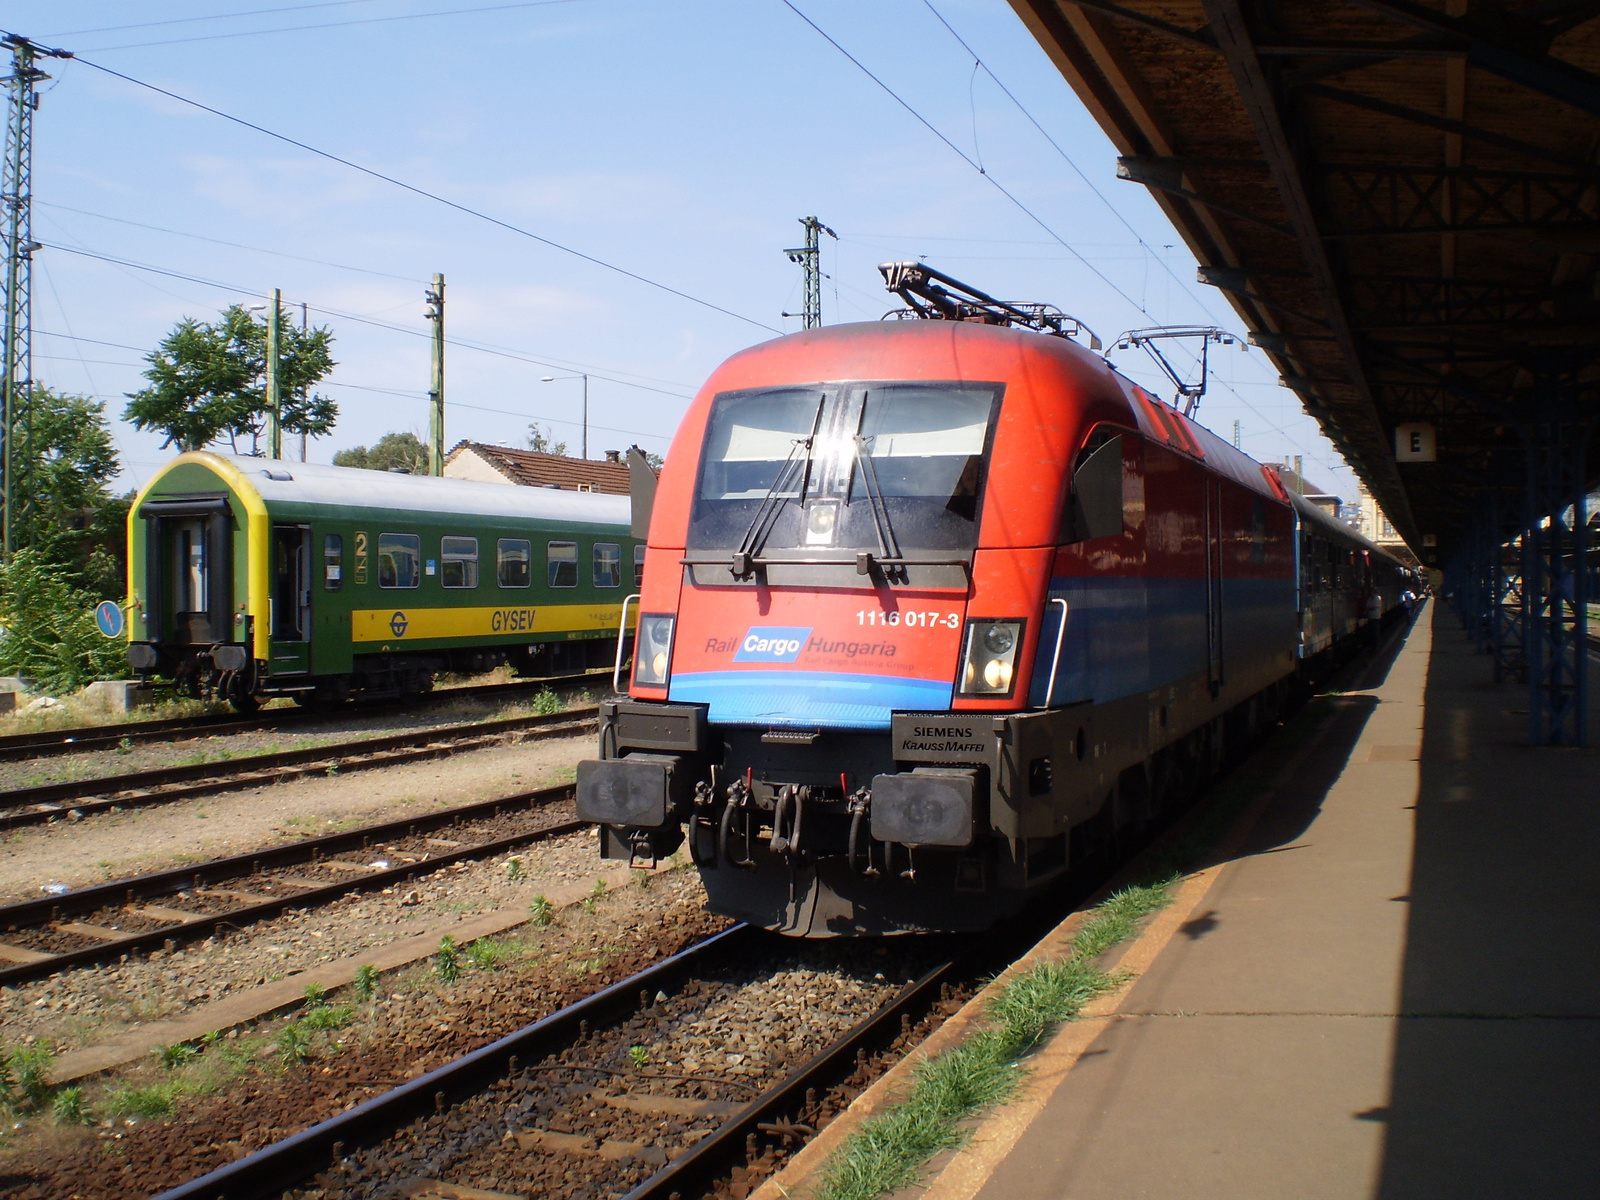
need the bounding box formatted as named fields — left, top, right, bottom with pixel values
left=718, top=775, right=756, bottom=869
left=688, top=778, right=719, bottom=868
left=769, top=784, right=807, bottom=860
left=846, top=787, right=876, bottom=876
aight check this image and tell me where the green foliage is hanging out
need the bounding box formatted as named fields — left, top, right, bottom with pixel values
left=332, top=430, right=429, bottom=474
left=813, top=882, right=1174, bottom=1200
left=158, top=1043, right=198, bottom=1071
left=353, top=964, right=378, bottom=1001
left=276, top=1021, right=311, bottom=1067
left=529, top=895, right=553, bottom=927
left=0, top=548, right=130, bottom=693
left=463, top=938, right=509, bottom=971
left=123, top=303, right=337, bottom=455
left=504, top=855, right=524, bottom=881
left=5, top=386, right=127, bottom=593
left=108, top=1082, right=181, bottom=1119
left=0, top=1043, right=54, bottom=1114
left=435, top=934, right=462, bottom=983
left=302, top=981, right=328, bottom=1008
left=531, top=687, right=563, bottom=716
left=628, top=1045, right=650, bottom=1069
left=302, top=1004, right=354, bottom=1032
left=525, top=423, right=569, bottom=456
left=51, top=1085, right=91, bottom=1126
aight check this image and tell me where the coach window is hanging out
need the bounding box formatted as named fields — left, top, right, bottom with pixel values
left=547, top=541, right=578, bottom=588
left=323, top=533, right=343, bottom=591
left=441, top=536, right=479, bottom=588
left=633, top=544, right=646, bottom=589
left=378, top=533, right=421, bottom=588
left=593, top=543, right=621, bottom=588
left=497, top=539, right=531, bottom=588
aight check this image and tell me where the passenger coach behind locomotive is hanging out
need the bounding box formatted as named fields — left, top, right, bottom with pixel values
left=126, top=452, right=640, bottom=709
left=579, top=264, right=1407, bottom=937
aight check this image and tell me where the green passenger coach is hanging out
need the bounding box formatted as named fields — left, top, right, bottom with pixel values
left=126, top=452, right=640, bottom=710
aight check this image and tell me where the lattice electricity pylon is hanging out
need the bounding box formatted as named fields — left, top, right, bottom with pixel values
left=783, top=216, right=836, bottom=330
left=0, top=34, right=69, bottom=557
left=1522, top=412, right=1594, bottom=746
left=1111, top=326, right=1239, bottom=418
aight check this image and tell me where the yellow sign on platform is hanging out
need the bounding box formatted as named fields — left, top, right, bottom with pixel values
left=351, top=603, right=630, bottom=644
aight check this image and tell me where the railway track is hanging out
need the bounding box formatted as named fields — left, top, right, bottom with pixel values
left=0, top=783, right=586, bottom=987
left=0, top=706, right=599, bottom=829
left=152, top=924, right=982, bottom=1200
left=0, top=670, right=608, bottom=765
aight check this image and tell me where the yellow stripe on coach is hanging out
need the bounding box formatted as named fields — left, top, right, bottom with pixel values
left=351, top=603, right=630, bottom=644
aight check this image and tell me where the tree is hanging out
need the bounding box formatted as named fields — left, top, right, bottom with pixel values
left=8, top=386, right=127, bottom=599
left=124, top=303, right=337, bottom=455
left=0, top=549, right=128, bottom=694
left=332, top=431, right=430, bottom=474
left=526, top=423, right=568, bottom=456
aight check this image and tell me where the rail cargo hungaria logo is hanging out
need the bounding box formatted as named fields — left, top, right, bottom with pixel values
left=732, top=626, right=811, bottom=663
left=390, top=611, right=409, bottom=637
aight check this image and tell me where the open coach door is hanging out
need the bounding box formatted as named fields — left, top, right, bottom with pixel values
left=269, top=524, right=313, bottom=675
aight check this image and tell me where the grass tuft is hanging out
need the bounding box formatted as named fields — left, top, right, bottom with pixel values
left=435, top=935, right=462, bottom=983
left=528, top=895, right=554, bottom=926
left=353, top=964, right=378, bottom=1002
left=51, top=1085, right=91, bottom=1125
left=814, top=880, right=1174, bottom=1200
left=108, top=1081, right=182, bottom=1119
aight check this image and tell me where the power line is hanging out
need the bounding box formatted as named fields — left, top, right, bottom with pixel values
left=78, top=0, right=588, bottom=53
left=777, top=0, right=1153, bottom=322
left=917, top=0, right=1223, bottom=323
left=38, top=241, right=696, bottom=400
left=65, top=55, right=781, bottom=335
left=40, top=201, right=421, bottom=283
left=44, top=1, right=389, bottom=39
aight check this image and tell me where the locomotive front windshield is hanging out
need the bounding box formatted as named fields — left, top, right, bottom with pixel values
left=690, top=381, right=1000, bottom=556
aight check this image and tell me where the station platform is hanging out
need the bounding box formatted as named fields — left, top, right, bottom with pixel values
left=939, top=603, right=1600, bottom=1200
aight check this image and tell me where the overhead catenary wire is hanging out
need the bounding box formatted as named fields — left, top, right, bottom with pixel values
left=71, top=0, right=589, bottom=53
left=43, top=0, right=390, bottom=39
left=64, top=55, right=781, bottom=336
left=39, top=242, right=696, bottom=403
left=776, top=0, right=1154, bottom=324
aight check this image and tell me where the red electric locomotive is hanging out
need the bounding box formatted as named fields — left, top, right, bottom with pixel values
left=579, top=266, right=1408, bottom=936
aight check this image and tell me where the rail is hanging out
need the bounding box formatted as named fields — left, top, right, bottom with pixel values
left=0, top=706, right=599, bottom=828
left=0, top=783, right=585, bottom=987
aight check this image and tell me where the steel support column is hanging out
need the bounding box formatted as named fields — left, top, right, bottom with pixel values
left=1522, top=410, right=1593, bottom=746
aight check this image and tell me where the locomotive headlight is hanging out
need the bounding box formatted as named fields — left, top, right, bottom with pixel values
left=632, top=614, right=676, bottom=687
left=959, top=619, right=1023, bottom=697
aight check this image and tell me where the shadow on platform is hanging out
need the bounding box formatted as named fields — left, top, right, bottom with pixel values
left=1375, top=610, right=1600, bottom=1198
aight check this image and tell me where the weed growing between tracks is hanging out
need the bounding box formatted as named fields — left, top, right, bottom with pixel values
left=813, top=882, right=1174, bottom=1200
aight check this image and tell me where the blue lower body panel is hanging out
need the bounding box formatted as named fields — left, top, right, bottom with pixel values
left=669, top=670, right=952, bottom=729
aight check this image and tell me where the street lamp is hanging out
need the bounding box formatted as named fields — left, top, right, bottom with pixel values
left=539, top=373, right=588, bottom=459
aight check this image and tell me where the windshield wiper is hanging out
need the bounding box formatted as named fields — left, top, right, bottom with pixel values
left=732, top=441, right=809, bottom=577
left=852, top=435, right=902, bottom=576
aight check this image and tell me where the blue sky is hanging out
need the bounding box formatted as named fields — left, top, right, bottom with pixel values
left=2, top=0, right=1357, bottom=499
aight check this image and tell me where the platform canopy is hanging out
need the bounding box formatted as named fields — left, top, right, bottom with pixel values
left=1012, top=0, right=1600, bottom=559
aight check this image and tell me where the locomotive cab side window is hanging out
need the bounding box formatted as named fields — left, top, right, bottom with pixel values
left=378, top=533, right=421, bottom=588
left=633, top=544, right=646, bottom=588
left=1060, top=429, right=1124, bottom=543
left=441, top=536, right=479, bottom=588
left=547, top=541, right=578, bottom=588
left=323, top=533, right=343, bottom=591
left=593, top=542, right=620, bottom=588
left=497, top=538, right=531, bottom=588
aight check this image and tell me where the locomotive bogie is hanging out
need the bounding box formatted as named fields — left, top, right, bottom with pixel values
left=126, top=453, right=639, bottom=709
